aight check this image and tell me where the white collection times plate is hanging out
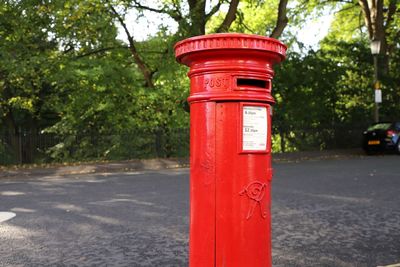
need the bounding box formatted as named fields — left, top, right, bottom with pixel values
left=242, top=106, right=267, bottom=151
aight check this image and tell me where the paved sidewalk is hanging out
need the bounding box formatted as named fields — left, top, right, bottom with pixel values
left=0, top=149, right=364, bottom=178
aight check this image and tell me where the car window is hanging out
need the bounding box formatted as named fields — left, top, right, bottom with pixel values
left=395, top=122, right=400, bottom=131
left=367, top=123, right=392, bottom=131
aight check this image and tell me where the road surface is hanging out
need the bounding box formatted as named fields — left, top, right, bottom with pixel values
left=1, top=155, right=399, bottom=266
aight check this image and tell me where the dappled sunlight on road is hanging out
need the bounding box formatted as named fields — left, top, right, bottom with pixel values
left=82, top=214, right=123, bottom=226
left=53, top=203, right=85, bottom=212
left=1, top=191, right=26, bottom=196
left=89, top=198, right=155, bottom=207
left=300, top=192, right=373, bottom=204
left=0, top=221, right=39, bottom=239
left=10, top=207, right=36, bottom=213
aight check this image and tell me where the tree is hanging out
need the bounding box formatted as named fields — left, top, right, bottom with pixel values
left=0, top=0, right=57, bottom=133
left=320, top=0, right=400, bottom=120
left=103, top=0, right=241, bottom=90
left=358, top=0, right=398, bottom=72
left=315, top=0, right=399, bottom=74
left=6, top=0, right=394, bottom=163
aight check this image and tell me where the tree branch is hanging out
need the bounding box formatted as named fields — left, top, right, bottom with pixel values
left=216, top=0, right=240, bottom=33
left=319, top=0, right=354, bottom=4
left=205, top=0, right=223, bottom=21
left=75, top=46, right=128, bottom=59
left=107, top=1, right=155, bottom=88
left=335, top=3, right=358, bottom=14
left=270, top=0, right=289, bottom=39
left=385, top=0, right=397, bottom=30
left=359, top=10, right=365, bottom=36
left=62, top=43, right=75, bottom=54
left=237, top=10, right=256, bottom=34
left=373, top=0, right=385, bottom=39
left=358, top=0, right=373, bottom=39
left=131, top=0, right=183, bottom=21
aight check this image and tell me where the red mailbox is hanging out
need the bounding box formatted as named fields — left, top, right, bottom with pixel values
left=174, top=33, right=286, bottom=267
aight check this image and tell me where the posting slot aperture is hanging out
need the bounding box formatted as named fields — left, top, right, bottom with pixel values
left=236, top=78, right=270, bottom=90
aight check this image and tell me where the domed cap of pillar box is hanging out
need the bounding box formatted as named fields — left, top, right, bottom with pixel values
left=174, top=33, right=287, bottom=66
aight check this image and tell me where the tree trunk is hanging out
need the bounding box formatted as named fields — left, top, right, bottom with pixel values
left=358, top=0, right=396, bottom=75
left=216, top=0, right=239, bottom=33
left=188, top=0, right=207, bottom=35
left=270, top=0, right=289, bottom=39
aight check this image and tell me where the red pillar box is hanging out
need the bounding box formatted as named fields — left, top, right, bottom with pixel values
left=174, top=33, right=286, bottom=267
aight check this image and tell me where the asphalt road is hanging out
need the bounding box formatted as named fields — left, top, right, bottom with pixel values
left=1, top=155, right=399, bottom=267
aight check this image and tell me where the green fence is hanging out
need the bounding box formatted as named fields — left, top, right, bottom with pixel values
left=272, top=125, right=366, bottom=153
left=0, top=125, right=366, bottom=165
left=0, top=129, right=190, bottom=165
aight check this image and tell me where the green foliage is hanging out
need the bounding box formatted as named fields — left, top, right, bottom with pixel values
left=1, top=0, right=56, bottom=127
left=0, top=0, right=190, bottom=163
left=1, top=0, right=399, bottom=163
left=272, top=38, right=381, bottom=151
left=381, top=44, right=400, bottom=121
left=206, top=0, right=278, bottom=35
left=43, top=43, right=189, bottom=161
left=326, top=3, right=365, bottom=43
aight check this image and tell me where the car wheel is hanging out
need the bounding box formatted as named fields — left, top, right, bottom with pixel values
left=396, top=141, right=400, bottom=155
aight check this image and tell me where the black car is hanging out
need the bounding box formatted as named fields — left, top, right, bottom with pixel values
left=362, top=122, right=400, bottom=154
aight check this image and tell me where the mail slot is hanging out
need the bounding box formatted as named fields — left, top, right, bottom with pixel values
left=236, top=77, right=270, bottom=91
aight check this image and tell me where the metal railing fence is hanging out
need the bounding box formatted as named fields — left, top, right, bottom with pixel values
left=0, top=125, right=366, bottom=165
left=272, top=125, right=366, bottom=153
left=0, top=128, right=190, bottom=165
